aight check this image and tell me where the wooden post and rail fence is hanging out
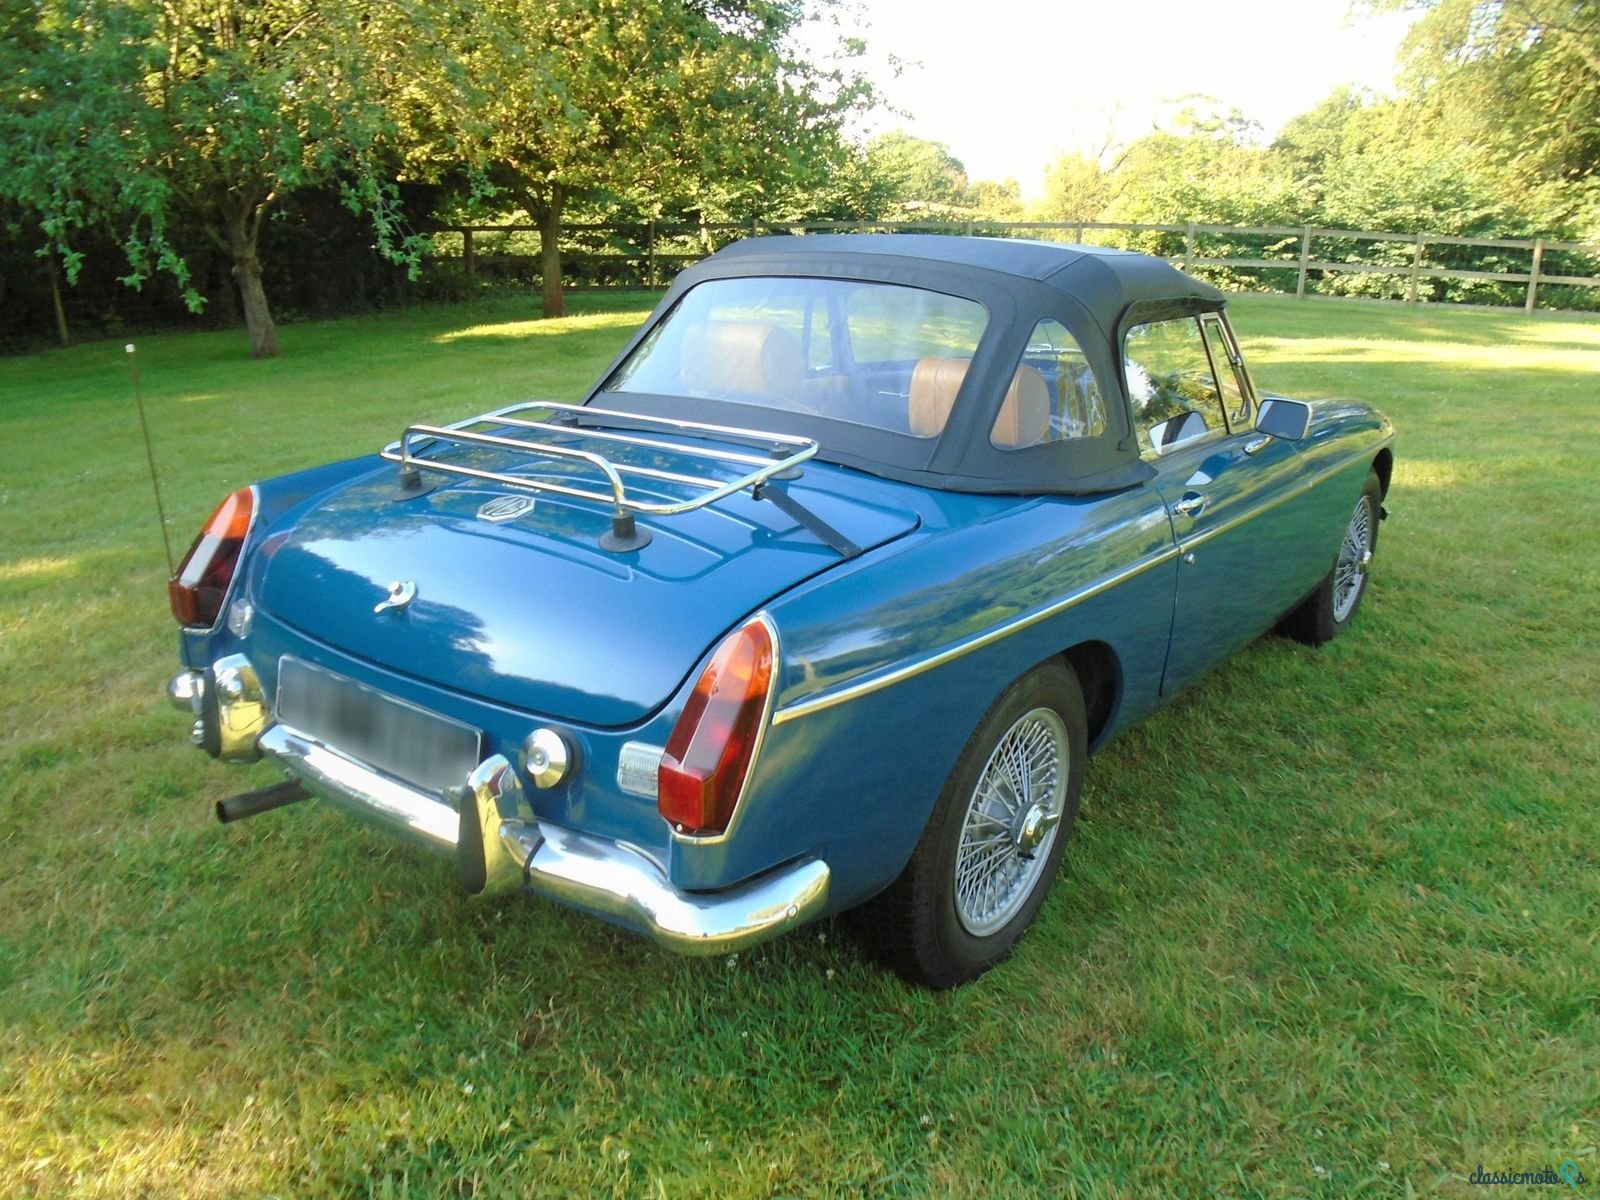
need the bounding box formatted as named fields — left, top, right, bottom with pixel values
left=11, top=215, right=1597, bottom=353
left=446, top=218, right=1599, bottom=316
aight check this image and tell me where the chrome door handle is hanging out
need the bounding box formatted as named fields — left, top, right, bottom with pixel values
left=1243, top=435, right=1272, bottom=455
left=1172, top=493, right=1207, bottom=517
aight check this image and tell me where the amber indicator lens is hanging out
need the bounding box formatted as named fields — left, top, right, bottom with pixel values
left=169, top=487, right=254, bottom=628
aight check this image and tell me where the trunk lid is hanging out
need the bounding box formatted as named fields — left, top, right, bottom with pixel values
left=254, top=454, right=918, bottom=726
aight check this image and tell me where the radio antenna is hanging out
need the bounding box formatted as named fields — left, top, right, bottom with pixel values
left=126, top=343, right=176, bottom=577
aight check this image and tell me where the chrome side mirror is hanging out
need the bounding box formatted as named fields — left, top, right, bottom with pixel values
left=1256, top=397, right=1312, bottom=441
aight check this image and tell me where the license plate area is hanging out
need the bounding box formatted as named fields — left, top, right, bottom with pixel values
left=275, top=656, right=482, bottom=794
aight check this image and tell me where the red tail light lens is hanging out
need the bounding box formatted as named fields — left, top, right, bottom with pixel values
left=169, top=487, right=254, bottom=628
left=658, top=618, right=774, bottom=836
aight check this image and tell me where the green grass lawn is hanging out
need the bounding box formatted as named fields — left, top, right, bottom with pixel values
left=2, top=292, right=1597, bottom=1198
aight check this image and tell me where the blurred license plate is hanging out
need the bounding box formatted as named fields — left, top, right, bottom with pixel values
left=276, top=657, right=481, bottom=793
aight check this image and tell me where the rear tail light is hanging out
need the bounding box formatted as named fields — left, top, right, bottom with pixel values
left=658, top=617, right=775, bottom=836
left=169, top=487, right=255, bottom=628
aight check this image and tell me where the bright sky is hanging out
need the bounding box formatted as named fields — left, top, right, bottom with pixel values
left=840, top=0, right=1418, bottom=197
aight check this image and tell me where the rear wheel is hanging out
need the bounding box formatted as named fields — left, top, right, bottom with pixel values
left=1281, top=470, right=1383, bottom=645
left=861, top=661, right=1086, bottom=989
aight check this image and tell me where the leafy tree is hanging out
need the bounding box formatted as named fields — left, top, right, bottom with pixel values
left=405, top=0, right=874, bottom=317
left=1368, top=0, right=1600, bottom=236
left=1033, top=153, right=1112, bottom=223
left=967, top=178, right=1025, bottom=222
left=864, top=131, right=970, bottom=213
left=1099, top=103, right=1305, bottom=234
left=0, top=1, right=422, bottom=357
left=1279, top=90, right=1512, bottom=234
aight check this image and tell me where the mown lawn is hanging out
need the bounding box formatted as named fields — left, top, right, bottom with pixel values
left=1, top=291, right=1597, bottom=1198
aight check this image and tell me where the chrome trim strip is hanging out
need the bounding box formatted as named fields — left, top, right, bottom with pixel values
left=258, top=721, right=830, bottom=954
left=1178, top=441, right=1392, bottom=554
left=770, top=438, right=1391, bottom=726
left=772, top=545, right=1181, bottom=725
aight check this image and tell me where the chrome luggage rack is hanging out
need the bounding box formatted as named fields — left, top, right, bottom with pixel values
left=381, top=401, right=838, bottom=553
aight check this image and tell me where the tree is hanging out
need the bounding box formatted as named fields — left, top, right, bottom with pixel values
left=0, top=1, right=420, bottom=357
left=1367, top=0, right=1600, bottom=235
left=405, top=0, right=874, bottom=317
left=864, top=131, right=970, bottom=213
left=1034, top=154, right=1112, bottom=222
left=967, top=178, right=1025, bottom=222
left=1099, top=103, right=1305, bottom=234
left=1277, top=88, right=1512, bottom=234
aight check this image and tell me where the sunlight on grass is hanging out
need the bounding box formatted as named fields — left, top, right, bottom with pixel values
left=2, top=291, right=1598, bottom=1197
left=1248, top=335, right=1599, bottom=373
left=432, top=309, right=646, bottom=345
left=1394, top=459, right=1471, bottom=490
left=0, top=555, right=81, bottom=583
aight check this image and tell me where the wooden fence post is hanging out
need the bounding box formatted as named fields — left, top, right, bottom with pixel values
left=1526, top=237, right=1545, bottom=314
left=1296, top=227, right=1312, bottom=299
left=1407, top=232, right=1425, bottom=303
left=462, top=229, right=475, bottom=290
left=1073, top=221, right=1084, bottom=243
left=646, top=220, right=656, bottom=289
left=1184, top=221, right=1196, bottom=268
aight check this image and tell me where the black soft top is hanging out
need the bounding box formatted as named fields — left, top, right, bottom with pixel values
left=586, top=234, right=1229, bottom=495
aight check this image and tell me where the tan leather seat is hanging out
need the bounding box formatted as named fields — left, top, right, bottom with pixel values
left=679, top=321, right=804, bottom=400
left=907, top=357, right=1051, bottom=448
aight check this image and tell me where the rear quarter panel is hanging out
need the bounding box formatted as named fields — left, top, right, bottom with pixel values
left=670, top=485, right=1181, bottom=908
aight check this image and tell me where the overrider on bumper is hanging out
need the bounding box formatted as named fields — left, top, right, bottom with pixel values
left=168, top=666, right=830, bottom=956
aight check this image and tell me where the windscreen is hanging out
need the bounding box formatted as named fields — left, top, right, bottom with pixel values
left=604, top=276, right=989, bottom=438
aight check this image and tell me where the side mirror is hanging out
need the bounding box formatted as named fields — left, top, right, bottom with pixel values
left=1256, top=397, right=1311, bottom=441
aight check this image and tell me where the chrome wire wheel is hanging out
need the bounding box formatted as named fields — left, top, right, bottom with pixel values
left=1332, top=493, right=1375, bottom=623
left=954, top=706, right=1069, bottom=936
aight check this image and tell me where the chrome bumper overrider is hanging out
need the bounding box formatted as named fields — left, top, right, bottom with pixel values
left=253, top=722, right=830, bottom=955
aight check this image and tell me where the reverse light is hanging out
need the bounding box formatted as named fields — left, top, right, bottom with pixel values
left=658, top=618, right=775, bottom=836
left=169, top=487, right=255, bottom=628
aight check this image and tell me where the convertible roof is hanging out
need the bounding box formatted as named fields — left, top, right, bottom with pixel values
left=586, top=233, right=1232, bottom=495
left=709, top=234, right=1225, bottom=330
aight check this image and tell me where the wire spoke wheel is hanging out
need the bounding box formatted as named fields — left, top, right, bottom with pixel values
left=860, top=660, right=1085, bottom=988
left=1332, top=493, right=1375, bottom=622
left=954, top=706, right=1068, bottom=936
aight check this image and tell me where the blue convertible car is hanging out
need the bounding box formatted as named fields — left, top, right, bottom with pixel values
left=166, top=236, right=1393, bottom=987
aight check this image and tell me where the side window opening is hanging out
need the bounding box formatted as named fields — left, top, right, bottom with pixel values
left=989, top=318, right=1107, bottom=451
left=1123, top=316, right=1227, bottom=456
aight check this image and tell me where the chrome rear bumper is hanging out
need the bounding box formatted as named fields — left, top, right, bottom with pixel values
left=253, top=722, right=829, bottom=955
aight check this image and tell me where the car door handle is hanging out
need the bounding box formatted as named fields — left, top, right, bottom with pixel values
left=1171, top=492, right=1207, bottom=517
left=1243, top=435, right=1272, bottom=455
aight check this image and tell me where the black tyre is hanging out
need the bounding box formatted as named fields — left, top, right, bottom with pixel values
left=861, top=660, right=1087, bottom=989
left=1281, top=470, right=1383, bottom=646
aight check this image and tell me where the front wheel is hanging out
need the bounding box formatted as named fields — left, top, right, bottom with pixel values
left=860, top=660, right=1087, bottom=989
left=1281, top=470, right=1383, bottom=645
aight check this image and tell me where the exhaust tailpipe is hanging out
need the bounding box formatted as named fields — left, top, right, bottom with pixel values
left=216, top=779, right=309, bottom=824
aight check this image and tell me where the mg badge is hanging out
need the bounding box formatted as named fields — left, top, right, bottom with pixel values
left=477, top=494, right=535, bottom=523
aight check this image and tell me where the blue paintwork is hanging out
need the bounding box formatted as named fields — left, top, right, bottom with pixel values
left=250, top=454, right=921, bottom=726
left=175, top=290, right=1394, bottom=927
